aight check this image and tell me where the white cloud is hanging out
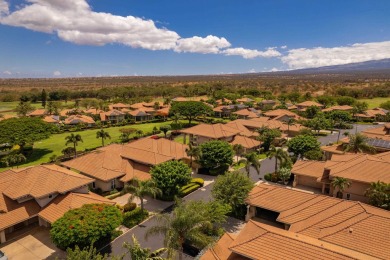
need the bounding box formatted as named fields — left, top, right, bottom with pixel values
left=221, top=47, right=281, bottom=59
left=281, top=41, right=390, bottom=69
left=175, top=35, right=230, bottom=54
left=53, top=70, right=61, bottom=76
left=248, top=68, right=256, bottom=73
left=2, top=70, right=11, bottom=75
left=270, top=67, right=279, bottom=72
left=0, top=0, right=278, bottom=59
left=280, top=45, right=287, bottom=49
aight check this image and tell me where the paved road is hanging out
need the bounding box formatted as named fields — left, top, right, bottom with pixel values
left=318, top=123, right=376, bottom=145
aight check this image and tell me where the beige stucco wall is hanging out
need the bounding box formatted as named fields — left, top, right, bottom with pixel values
left=294, top=175, right=323, bottom=189
left=331, top=180, right=369, bottom=203
left=36, top=193, right=59, bottom=207
left=91, top=178, right=124, bottom=192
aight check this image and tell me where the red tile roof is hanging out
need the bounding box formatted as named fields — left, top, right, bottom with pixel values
left=180, top=123, right=241, bottom=139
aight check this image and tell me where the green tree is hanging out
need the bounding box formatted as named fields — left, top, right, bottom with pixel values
left=150, top=160, right=191, bottom=200
left=257, top=127, right=282, bottom=152
left=65, top=133, right=83, bottom=158
left=123, top=235, right=167, bottom=260
left=185, top=143, right=201, bottom=167
left=41, top=89, right=47, bottom=108
left=308, top=113, right=330, bottom=134
left=305, top=105, right=320, bottom=119
left=266, top=146, right=291, bottom=173
left=332, top=177, right=351, bottom=199
left=212, top=171, right=254, bottom=218
left=146, top=200, right=229, bottom=260
left=125, top=179, right=162, bottom=211
left=66, top=244, right=110, bottom=260
left=232, top=144, right=245, bottom=161
left=119, top=128, right=137, bottom=142
left=159, top=125, right=171, bottom=138
left=303, top=149, right=323, bottom=160
left=365, top=181, right=390, bottom=210
left=136, top=130, right=144, bottom=137
left=198, top=140, right=234, bottom=175
left=15, top=101, right=34, bottom=117
left=287, top=135, right=320, bottom=158
left=0, top=117, right=54, bottom=150
left=286, top=118, right=296, bottom=136
left=344, top=133, right=375, bottom=154
left=96, top=129, right=111, bottom=147
left=278, top=167, right=291, bottom=185
left=379, top=100, right=390, bottom=110
left=170, top=101, right=212, bottom=125
left=1, top=153, right=27, bottom=168
left=239, top=152, right=261, bottom=177
left=50, top=204, right=122, bottom=250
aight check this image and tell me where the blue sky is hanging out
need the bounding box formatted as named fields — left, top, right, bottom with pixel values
left=0, top=0, right=389, bottom=77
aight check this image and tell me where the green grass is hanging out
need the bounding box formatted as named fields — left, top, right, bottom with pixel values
left=232, top=161, right=245, bottom=170
left=174, top=135, right=185, bottom=144
left=0, top=121, right=176, bottom=171
left=0, top=101, right=76, bottom=113
left=358, top=97, right=390, bottom=109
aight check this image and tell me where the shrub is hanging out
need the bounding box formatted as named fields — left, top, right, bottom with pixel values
left=50, top=204, right=122, bottom=250
left=190, top=178, right=205, bottom=187
left=105, top=192, right=121, bottom=200
left=110, top=188, right=119, bottom=195
left=122, top=208, right=149, bottom=228
left=123, top=202, right=137, bottom=212
left=264, top=173, right=272, bottom=182
left=179, top=183, right=201, bottom=197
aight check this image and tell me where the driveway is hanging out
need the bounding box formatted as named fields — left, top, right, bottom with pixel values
left=0, top=227, right=65, bottom=260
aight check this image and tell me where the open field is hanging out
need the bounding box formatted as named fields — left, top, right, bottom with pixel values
left=0, top=121, right=183, bottom=171
left=358, top=97, right=390, bottom=109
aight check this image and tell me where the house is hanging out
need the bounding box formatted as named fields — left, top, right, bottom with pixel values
left=60, top=108, right=79, bottom=117
left=155, top=106, right=170, bottom=117
left=291, top=152, right=390, bottom=202
left=263, top=109, right=302, bottom=122
left=296, top=101, right=323, bottom=111
left=64, top=115, right=95, bottom=126
left=202, top=182, right=390, bottom=260
left=62, top=138, right=189, bottom=192
left=43, top=115, right=60, bottom=124
left=0, top=165, right=114, bottom=244
left=109, top=103, right=130, bottom=111
left=180, top=123, right=242, bottom=144
left=230, top=135, right=261, bottom=153
left=215, top=98, right=232, bottom=105
left=257, top=99, right=276, bottom=109
left=233, top=108, right=260, bottom=119
left=100, top=109, right=126, bottom=124
left=213, top=104, right=248, bottom=117
left=203, top=183, right=390, bottom=260
left=355, top=108, right=388, bottom=121
left=322, top=105, right=353, bottom=112
left=28, top=109, right=47, bottom=117
left=128, top=109, right=153, bottom=121
left=84, top=108, right=104, bottom=115
left=236, top=97, right=254, bottom=104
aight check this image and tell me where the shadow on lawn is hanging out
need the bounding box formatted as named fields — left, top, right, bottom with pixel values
left=22, top=148, right=53, bottom=166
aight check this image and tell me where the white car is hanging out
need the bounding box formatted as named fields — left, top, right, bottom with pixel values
left=0, top=250, right=7, bottom=260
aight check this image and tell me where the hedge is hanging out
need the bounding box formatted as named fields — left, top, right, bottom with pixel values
left=105, top=192, right=121, bottom=200
left=122, top=208, right=149, bottom=228
left=123, top=202, right=137, bottom=212
left=190, top=178, right=204, bottom=187
left=179, top=183, right=201, bottom=197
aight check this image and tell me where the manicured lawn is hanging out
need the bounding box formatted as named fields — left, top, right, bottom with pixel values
left=0, top=101, right=75, bottom=113
left=0, top=121, right=176, bottom=171
left=174, top=135, right=185, bottom=144
left=358, top=97, right=390, bottom=109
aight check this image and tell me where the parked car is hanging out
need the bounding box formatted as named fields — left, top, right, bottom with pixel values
left=0, top=250, right=8, bottom=260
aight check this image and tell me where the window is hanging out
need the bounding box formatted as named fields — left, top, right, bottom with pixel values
left=92, top=182, right=96, bottom=189
left=111, top=179, right=116, bottom=190
left=346, top=193, right=351, bottom=200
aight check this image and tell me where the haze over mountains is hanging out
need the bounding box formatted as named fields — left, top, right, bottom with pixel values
left=290, top=59, right=390, bottom=73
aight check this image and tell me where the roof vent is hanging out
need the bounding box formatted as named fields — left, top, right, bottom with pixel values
left=349, top=228, right=353, bottom=234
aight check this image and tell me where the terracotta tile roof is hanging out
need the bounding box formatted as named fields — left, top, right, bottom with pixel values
left=236, top=97, right=254, bottom=103
left=84, top=108, right=104, bottom=115
left=263, top=109, right=299, bottom=118
left=215, top=98, right=232, bottom=105
left=233, top=109, right=259, bottom=118
left=225, top=120, right=259, bottom=138
left=172, top=97, right=188, bottom=102
left=0, top=165, right=94, bottom=200
left=230, top=135, right=261, bottom=149
left=297, top=101, right=323, bottom=107
left=130, top=102, right=147, bottom=109
left=200, top=233, right=240, bottom=260
left=156, top=106, right=170, bottom=116
left=38, top=192, right=115, bottom=224
left=109, top=103, right=130, bottom=110
left=291, top=160, right=327, bottom=180
left=64, top=115, right=95, bottom=125
left=321, top=144, right=346, bottom=154
left=228, top=220, right=370, bottom=260
left=212, top=106, right=225, bottom=112
left=322, top=105, right=354, bottom=112
left=63, top=138, right=187, bottom=181
left=59, top=108, right=77, bottom=117
left=128, top=109, right=151, bottom=117
left=246, top=183, right=390, bottom=259
left=43, top=115, right=60, bottom=123
left=248, top=116, right=270, bottom=122
left=28, top=109, right=47, bottom=116
left=260, top=99, right=276, bottom=104
left=180, top=123, right=241, bottom=139
left=361, top=125, right=390, bottom=141
left=0, top=114, right=16, bottom=121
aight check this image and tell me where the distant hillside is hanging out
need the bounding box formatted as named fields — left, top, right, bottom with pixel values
left=291, top=59, right=390, bottom=73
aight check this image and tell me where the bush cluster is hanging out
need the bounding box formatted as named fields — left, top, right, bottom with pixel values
left=122, top=208, right=149, bottom=228
left=179, top=183, right=201, bottom=197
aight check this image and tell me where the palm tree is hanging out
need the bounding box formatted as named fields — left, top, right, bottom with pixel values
left=65, top=133, right=83, bottom=158
left=286, top=118, right=295, bottom=137
left=239, top=152, right=261, bottom=177
left=365, top=181, right=390, bottom=210
left=232, top=144, right=245, bottom=162
left=185, top=143, right=201, bottom=168
left=145, top=202, right=212, bottom=260
left=125, top=179, right=162, bottom=211
left=344, top=133, right=375, bottom=154
left=123, top=235, right=167, bottom=260
left=332, top=177, right=351, bottom=199
left=267, top=146, right=290, bottom=173
left=96, top=129, right=111, bottom=146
